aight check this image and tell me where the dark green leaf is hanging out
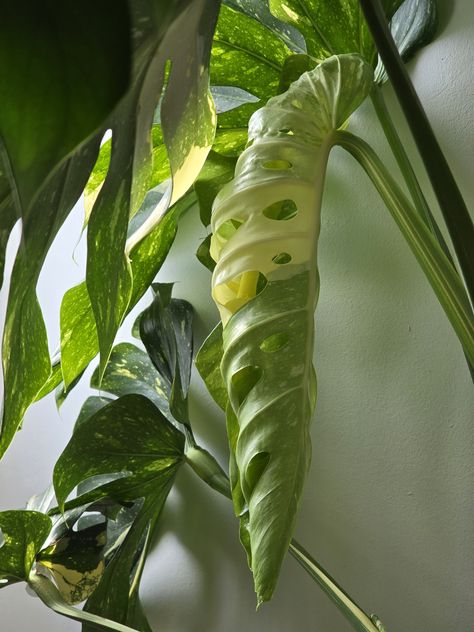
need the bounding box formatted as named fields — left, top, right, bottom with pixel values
left=269, top=0, right=403, bottom=64
left=391, top=0, right=438, bottom=61
left=90, top=343, right=171, bottom=421
left=37, top=522, right=107, bottom=605
left=195, top=323, right=228, bottom=411
left=87, top=0, right=220, bottom=380
left=278, top=54, right=315, bottom=92
left=358, top=0, right=474, bottom=308
left=0, top=1, right=130, bottom=211
left=0, top=510, right=51, bottom=585
left=0, top=137, right=101, bottom=457
left=75, top=397, right=114, bottom=432
left=138, top=286, right=194, bottom=426
left=53, top=394, right=184, bottom=630
left=0, top=165, right=17, bottom=290
left=195, top=151, right=237, bottom=226
left=196, top=234, right=216, bottom=273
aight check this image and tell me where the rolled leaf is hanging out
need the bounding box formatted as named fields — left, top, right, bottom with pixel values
left=209, top=55, right=373, bottom=603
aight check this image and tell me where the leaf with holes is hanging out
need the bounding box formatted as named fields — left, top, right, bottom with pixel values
left=208, top=55, right=373, bottom=603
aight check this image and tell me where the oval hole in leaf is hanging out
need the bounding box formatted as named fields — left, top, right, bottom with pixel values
left=231, top=365, right=263, bottom=407
left=279, top=128, right=294, bottom=136
left=291, top=99, right=303, bottom=109
left=245, top=451, right=270, bottom=494
left=216, top=218, right=244, bottom=240
left=272, top=252, right=292, bottom=265
left=260, top=332, right=289, bottom=353
left=262, top=199, right=298, bottom=221
left=262, top=160, right=292, bottom=170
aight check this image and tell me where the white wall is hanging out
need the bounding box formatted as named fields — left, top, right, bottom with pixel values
left=0, top=1, right=473, bottom=630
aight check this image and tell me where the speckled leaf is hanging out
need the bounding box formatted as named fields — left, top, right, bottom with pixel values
left=37, top=522, right=107, bottom=605
left=195, top=323, right=228, bottom=411
left=0, top=510, right=51, bottom=586
left=90, top=343, right=171, bottom=420
left=269, top=0, right=403, bottom=64
left=0, top=137, right=101, bottom=457
left=0, top=1, right=130, bottom=212
left=54, top=394, right=184, bottom=511
left=53, top=395, right=184, bottom=630
left=60, top=192, right=194, bottom=390
left=87, top=0, right=220, bottom=381
left=75, top=397, right=114, bottom=431
left=138, top=285, right=194, bottom=426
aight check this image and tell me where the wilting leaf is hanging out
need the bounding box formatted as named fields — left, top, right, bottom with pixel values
left=0, top=510, right=51, bottom=586
left=37, top=522, right=107, bottom=605
left=138, top=285, right=194, bottom=426
left=195, top=323, right=228, bottom=411
left=269, top=0, right=403, bottom=64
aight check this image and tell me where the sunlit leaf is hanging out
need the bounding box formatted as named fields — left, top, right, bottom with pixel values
left=268, top=0, right=403, bottom=64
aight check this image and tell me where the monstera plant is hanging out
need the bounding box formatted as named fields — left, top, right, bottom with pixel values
left=0, top=0, right=472, bottom=631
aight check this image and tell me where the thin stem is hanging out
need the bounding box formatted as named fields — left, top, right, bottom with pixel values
left=358, top=0, right=474, bottom=308
left=335, top=130, right=474, bottom=368
left=371, top=86, right=452, bottom=261
left=188, top=458, right=385, bottom=632
left=289, top=540, right=387, bottom=632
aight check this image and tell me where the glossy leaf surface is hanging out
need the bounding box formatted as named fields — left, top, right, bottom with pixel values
left=0, top=510, right=51, bottom=585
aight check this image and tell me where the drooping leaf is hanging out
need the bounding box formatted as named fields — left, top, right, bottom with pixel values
left=138, top=285, right=194, bottom=426
left=53, top=394, right=185, bottom=629
left=391, top=0, right=438, bottom=62
left=90, top=343, right=171, bottom=421
left=0, top=1, right=130, bottom=212
left=268, top=0, right=403, bottom=64
left=375, top=0, right=439, bottom=83
left=195, top=323, right=228, bottom=411
left=60, top=191, right=194, bottom=391
left=0, top=510, right=51, bottom=586
left=0, top=138, right=101, bottom=457
left=37, top=522, right=108, bottom=605
left=209, top=55, right=373, bottom=602
left=28, top=571, right=142, bottom=632
left=87, top=0, right=220, bottom=380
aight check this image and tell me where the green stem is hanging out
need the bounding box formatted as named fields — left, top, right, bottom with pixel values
left=335, top=130, right=474, bottom=367
left=358, top=0, right=474, bottom=307
left=371, top=86, right=452, bottom=261
left=188, top=458, right=385, bottom=631
left=289, top=540, right=387, bottom=632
